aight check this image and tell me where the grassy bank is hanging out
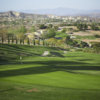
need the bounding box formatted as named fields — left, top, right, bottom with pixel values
left=0, top=44, right=100, bottom=100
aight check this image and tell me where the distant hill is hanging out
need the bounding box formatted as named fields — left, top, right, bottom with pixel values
left=0, top=11, right=48, bottom=19
left=0, top=8, right=100, bottom=18
left=21, top=8, right=100, bottom=17
left=0, top=11, right=21, bottom=17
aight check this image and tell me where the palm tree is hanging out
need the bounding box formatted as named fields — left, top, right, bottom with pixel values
left=33, top=39, right=36, bottom=45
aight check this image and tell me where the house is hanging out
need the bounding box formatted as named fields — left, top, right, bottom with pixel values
left=34, top=29, right=45, bottom=36
left=25, top=29, right=46, bottom=40
left=25, top=33, right=34, bottom=40
left=70, top=35, right=76, bottom=39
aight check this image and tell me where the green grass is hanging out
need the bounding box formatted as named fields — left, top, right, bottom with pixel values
left=75, top=35, right=96, bottom=40
left=55, top=31, right=67, bottom=38
left=0, top=44, right=100, bottom=100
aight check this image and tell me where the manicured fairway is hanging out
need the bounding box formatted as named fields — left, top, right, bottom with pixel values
left=0, top=44, right=100, bottom=100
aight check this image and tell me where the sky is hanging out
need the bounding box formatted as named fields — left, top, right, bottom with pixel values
left=0, top=0, right=100, bottom=11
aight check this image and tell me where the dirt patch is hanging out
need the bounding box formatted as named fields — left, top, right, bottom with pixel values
left=14, top=87, right=24, bottom=90
left=74, top=30, right=100, bottom=36
left=82, top=39, right=100, bottom=43
left=74, top=32, right=93, bottom=36
left=27, top=88, right=40, bottom=93
left=14, top=86, right=40, bottom=93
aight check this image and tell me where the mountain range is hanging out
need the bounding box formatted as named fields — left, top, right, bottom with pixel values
left=20, top=7, right=100, bottom=17
left=0, top=8, right=100, bottom=18
left=0, top=11, right=48, bottom=19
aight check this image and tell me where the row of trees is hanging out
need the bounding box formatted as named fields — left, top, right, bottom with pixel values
left=40, top=23, right=100, bottom=31
left=77, top=23, right=88, bottom=31
left=58, top=22, right=100, bottom=31
left=0, top=33, right=58, bottom=47
left=0, top=26, right=58, bottom=47
left=76, top=23, right=100, bottom=31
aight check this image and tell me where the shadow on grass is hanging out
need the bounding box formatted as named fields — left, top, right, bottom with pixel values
left=49, top=52, right=64, bottom=57
left=0, top=44, right=40, bottom=56
left=0, top=44, right=64, bottom=64
left=0, top=88, right=14, bottom=93
left=78, top=59, right=93, bottom=61
left=0, top=61, right=100, bottom=78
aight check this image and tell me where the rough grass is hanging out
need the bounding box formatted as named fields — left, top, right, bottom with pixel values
left=75, top=35, right=96, bottom=39
left=55, top=31, right=67, bottom=38
left=0, top=44, right=100, bottom=100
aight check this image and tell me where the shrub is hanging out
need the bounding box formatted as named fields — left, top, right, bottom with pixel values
left=42, top=29, right=56, bottom=39
left=79, top=41, right=89, bottom=48
left=95, top=35, right=100, bottom=38
left=39, top=24, right=47, bottom=29
left=84, top=42, right=100, bottom=54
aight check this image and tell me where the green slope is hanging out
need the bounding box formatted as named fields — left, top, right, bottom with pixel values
left=0, top=44, right=100, bottom=100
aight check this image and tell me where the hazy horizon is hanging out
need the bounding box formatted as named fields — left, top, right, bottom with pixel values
left=0, top=0, right=100, bottom=11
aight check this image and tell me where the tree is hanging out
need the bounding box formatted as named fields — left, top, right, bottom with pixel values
left=7, top=35, right=10, bottom=44
left=54, top=26, right=58, bottom=31
left=42, top=39, right=45, bottom=46
left=27, top=38, right=30, bottom=45
left=46, top=38, right=57, bottom=46
left=0, top=29, right=7, bottom=44
left=39, top=24, right=47, bottom=29
left=61, top=28, right=67, bottom=33
left=7, top=33, right=15, bottom=44
left=83, top=24, right=88, bottom=30
left=33, top=39, right=36, bottom=45
left=30, top=26, right=36, bottom=32
left=20, top=38, right=22, bottom=45
left=15, top=37, right=18, bottom=44
left=11, top=34, right=15, bottom=44
left=18, top=26, right=27, bottom=34
left=38, top=38, right=40, bottom=45
left=48, top=24, right=53, bottom=28
left=66, top=35, right=78, bottom=47
left=77, top=23, right=88, bottom=31
left=42, top=29, right=56, bottom=39
left=66, top=35, right=71, bottom=41
left=91, top=24, right=99, bottom=30
left=79, top=41, right=89, bottom=48
left=91, top=42, right=100, bottom=53
left=77, top=23, right=83, bottom=30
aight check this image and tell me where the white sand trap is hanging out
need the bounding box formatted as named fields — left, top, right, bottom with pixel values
left=42, top=51, right=50, bottom=56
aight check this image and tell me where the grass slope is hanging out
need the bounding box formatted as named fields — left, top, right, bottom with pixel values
left=0, top=44, right=100, bottom=100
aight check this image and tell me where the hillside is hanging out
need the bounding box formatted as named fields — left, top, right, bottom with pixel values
left=0, top=44, right=63, bottom=64
left=21, top=8, right=100, bottom=17
left=1, top=9, right=100, bottom=19
left=0, top=44, right=100, bottom=100
left=0, top=11, right=48, bottom=19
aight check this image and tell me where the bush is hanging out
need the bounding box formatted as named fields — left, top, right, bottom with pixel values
left=66, top=36, right=78, bottom=47
left=95, top=35, right=100, bottom=38
left=39, top=24, right=47, bottom=29
left=90, top=24, right=99, bottom=30
left=84, top=42, right=100, bottom=54
left=91, top=42, right=100, bottom=48
left=42, top=29, right=56, bottom=39
left=77, top=23, right=88, bottom=31
left=79, top=41, right=89, bottom=48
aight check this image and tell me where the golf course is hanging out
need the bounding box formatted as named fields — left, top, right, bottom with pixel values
left=0, top=44, right=100, bottom=100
